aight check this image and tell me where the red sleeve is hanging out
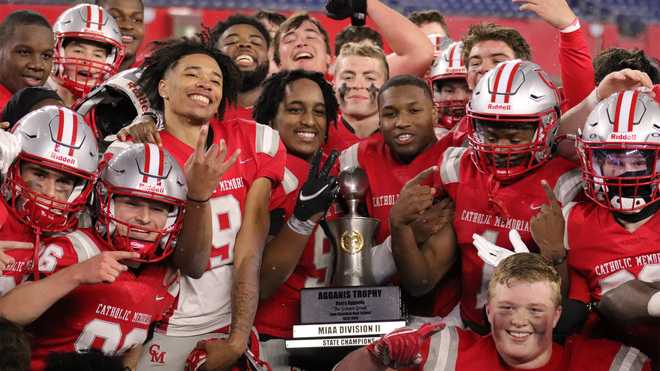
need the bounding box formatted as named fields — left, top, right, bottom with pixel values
left=654, top=84, right=660, bottom=105
left=568, top=267, right=591, bottom=303
left=559, top=25, right=596, bottom=112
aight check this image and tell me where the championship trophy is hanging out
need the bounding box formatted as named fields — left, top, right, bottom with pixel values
left=286, top=168, right=405, bottom=366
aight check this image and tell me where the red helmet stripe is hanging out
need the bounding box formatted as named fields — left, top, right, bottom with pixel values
left=69, top=113, right=78, bottom=156
left=56, top=107, right=65, bottom=142
left=626, top=90, right=639, bottom=132
left=503, top=62, right=521, bottom=104
left=143, top=143, right=151, bottom=183
left=97, top=7, right=104, bottom=30
left=86, top=5, right=92, bottom=29
left=613, top=92, right=627, bottom=132
left=157, top=146, right=165, bottom=185
left=490, top=63, right=507, bottom=103
left=448, top=45, right=457, bottom=68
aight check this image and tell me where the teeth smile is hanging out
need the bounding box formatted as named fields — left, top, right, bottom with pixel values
left=296, top=131, right=316, bottom=139
left=236, top=55, right=254, bottom=63
left=295, top=52, right=313, bottom=60
left=190, top=94, right=210, bottom=105
left=397, top=134, right=412, bottom=141
left=507, top=331, right=531, bottom=339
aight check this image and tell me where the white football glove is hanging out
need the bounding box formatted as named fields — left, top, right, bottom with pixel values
left=473, top=229, right=530, bottom=267
left=0, top=129, right=20, bottom=175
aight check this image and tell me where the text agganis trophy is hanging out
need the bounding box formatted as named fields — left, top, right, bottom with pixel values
left=286, top=167, right=405, bottom=363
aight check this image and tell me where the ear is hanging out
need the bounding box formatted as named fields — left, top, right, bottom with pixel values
left=552, top=305, right=562, bottom=328
left=485, top=303, right=493, bottom=324
left=158, top=79, right=168, bottom=101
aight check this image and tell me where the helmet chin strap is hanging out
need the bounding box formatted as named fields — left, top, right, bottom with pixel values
left=609, top=170, right=658, bottom=223
left=614, top=200, right=660, bottom=223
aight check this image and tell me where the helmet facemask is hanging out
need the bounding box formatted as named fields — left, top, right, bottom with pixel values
left=578, top=143, right=660, bottom=214
left=3, top=155, right=95, bottom=233
left=94, top=182, right=184, bottom=264
left=432, top=78, right=469, bottom=129
left=467, top=108, right=558, bottom=181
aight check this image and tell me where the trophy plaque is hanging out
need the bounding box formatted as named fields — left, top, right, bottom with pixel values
left=286, top=168, right=405, bottom=358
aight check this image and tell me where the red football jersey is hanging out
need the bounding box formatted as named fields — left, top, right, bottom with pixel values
left=157, top=118, right=286, bottom=336
left=29, top=228, right=178, bottom=371
left=324, top=114, right=381, bottom=154
left=339, top=136, right=460, bottom=317
left=439, top=147, right=582, bottom=328
left=255, top=154, right=337, bottom=338
left=223, top=104, right=254, bottom=122
left=566, top=202, right=660, bottom=303
left=407, top=326, right=650, bottom=371
left=0, top=83, right=12, bottom=112
left=0, top=200, right=38, bottom=295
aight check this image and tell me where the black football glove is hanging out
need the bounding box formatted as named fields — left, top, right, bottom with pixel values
left=325, top=0, right=368, bottom=26
left=293, top=150, right=339, bottom=221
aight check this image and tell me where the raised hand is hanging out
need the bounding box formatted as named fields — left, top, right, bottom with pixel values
left=512, top=0, right=577, bottom=29
left=390, top=166, right=437, bottom=228
left=184, top=125, right=240, bottom=202
left=530, top=180, right=567, bottom=264
left=473, top=229, right=530, bottom=267
left=597, top=69, right=654, bottom=101
left=117, top=114, right=162, bottom=146
left=367, top=322, right=445, bottom=368
left=294, top=150, right=339, bottom=222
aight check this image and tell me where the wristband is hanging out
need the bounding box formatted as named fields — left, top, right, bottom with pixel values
left=647, top=291, right=660, bottom=317
left=287, top=215, right=316, bottom=236
left=559, top=17, right=581, bottom=33
left=186, top=194, right=211, bottom=203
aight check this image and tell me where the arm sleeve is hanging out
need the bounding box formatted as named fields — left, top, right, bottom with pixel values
left=568, top=268, right=591, bottom=304
left=559, top=25, right=596, bottom=112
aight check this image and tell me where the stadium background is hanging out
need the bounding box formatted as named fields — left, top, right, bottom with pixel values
left=1, top=0, right=659, bottom=79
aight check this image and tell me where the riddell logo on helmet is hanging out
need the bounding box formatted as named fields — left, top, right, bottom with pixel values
left=48, top=151, right=77, bottom=166
left=127, top=81, right=151, bottom=113
left=608, top=132, right=637, bottom=141
left=138, top=182, right=165, bottom=194
left=487, top=103, right=511, bottom=111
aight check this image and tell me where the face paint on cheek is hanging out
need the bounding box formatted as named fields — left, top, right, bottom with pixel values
left=338, top=82, right=349, bottom=104
left=367, top=83, right=379, bottom=104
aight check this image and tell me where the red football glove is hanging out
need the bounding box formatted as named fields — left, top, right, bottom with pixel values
left=367, top=323, right=445, bottom=368
left=184, top=340, right=212, bottom=371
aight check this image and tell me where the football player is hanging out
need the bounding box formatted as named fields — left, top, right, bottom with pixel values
left=389, top=60, right=582, bottom=334
left=100, top=0, right=146, bottom=71
left=324, top=42, right=388, bottom=153
left=133, top=38, right=286, bottom=370
left=0, top=106, right=98, bottom=296
left=563, top=91, right=660, bottom=360
left=273, top=5, right=433, bottom=77
left=0, top=11, right=54, bottom=111
left=339, top=75, right=459, bottom=321
left=249, top=69, right=339, bottom=369
left=212, top=14, right=271, bottom=121
left=0, top=143, right=186, bottom=371
left=334, top=253, right=651, bottom=371
left=427, top=41, right=470, bottom=132
left=48, top=4, right=125, bottom=107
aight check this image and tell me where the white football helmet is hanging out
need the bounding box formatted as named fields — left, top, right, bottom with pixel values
left=427, top=41, right=468, bottom=129
left=466, top=60, right=561, bottom=180
left=577, top=90, right=660, bottom=213
left=95, top=143, right=187, bottom=263
left=52, top=4, right=125, bottom=98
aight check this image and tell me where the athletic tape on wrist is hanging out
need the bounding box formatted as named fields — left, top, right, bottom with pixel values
left=287, top=216, right=316, bottom=236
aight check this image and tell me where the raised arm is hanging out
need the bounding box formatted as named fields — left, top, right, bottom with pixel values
left=260, top=151, right=338, bottom=299
left=173, top=125, right=239, bottom=279
left=366, top=0, right=434, bottom=77
left=513, top=0, right=594, bottom=110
